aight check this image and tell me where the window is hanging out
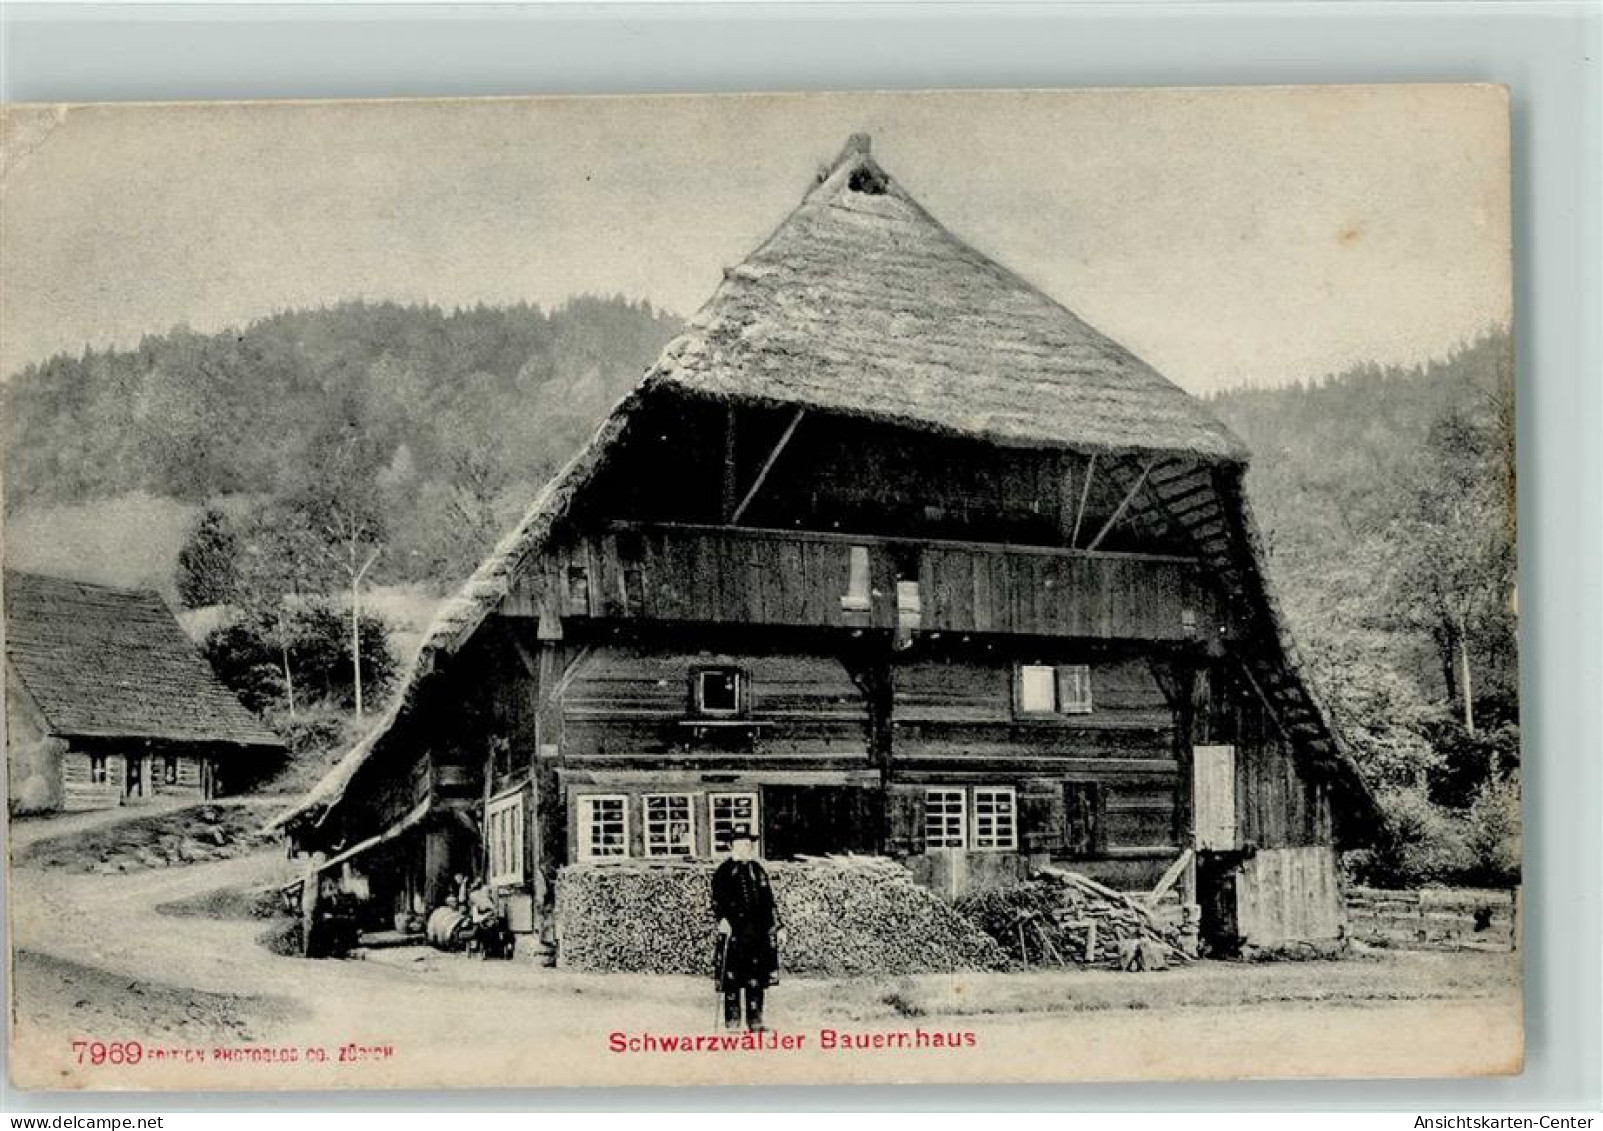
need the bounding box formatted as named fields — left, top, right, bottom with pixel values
left=89, top=754, right=109, bottom=784
left=972, top=786, right=1018, bottom=850
left=577, top=794, right=629, bottom=860
left=709, top=792, right=760, bottom=854
left=486, top=790, right=526, bottom=884
left=924, top=788, right=967, bottom=849
left=163, top=756, right=179, bottom=786
left=643, top=794, right=696, bottom=857
left=694, top=667, right=744, bottom=716
left=1016, top=664, right=1094, bottom=715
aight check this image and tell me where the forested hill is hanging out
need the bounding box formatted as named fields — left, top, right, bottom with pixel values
left=1208, top=328, right=1515, bottom=708
left=1208, top=329, right=1519, bottom=886
left=3, top=297, right=682, bottom=583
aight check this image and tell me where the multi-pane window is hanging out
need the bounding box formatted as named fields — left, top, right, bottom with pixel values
left=1016, top=664, right=1094, bottom=715
left=89, top=754, right=109, bottom=784
left=577, top=794, right=629, bottom=860
left=694, top=668, right=744, bottom=716
left=924, top=788, right=968, bottom=849
left=709, top=792, right=760, bottom=854
left=487, top=791, right=526, bottom=884
left=163, top=756, right=179, bottom=785
left=972, top=786, right=1018, bottom=850
left=643, top=793, right=695, bottom=857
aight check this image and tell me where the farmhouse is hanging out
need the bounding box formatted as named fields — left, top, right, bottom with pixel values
left=5, top=569, right=284, bottom=813
left=279, top=136, right=1379, bottom=953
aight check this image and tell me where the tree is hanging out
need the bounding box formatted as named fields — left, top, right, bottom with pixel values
left=294, top=416, right=387, bottom=720
left=175, top=506, right=241, bottom=609
left=235, top=502, right=330, bottom=718
left=1386, top=405, right=1517, bottom=735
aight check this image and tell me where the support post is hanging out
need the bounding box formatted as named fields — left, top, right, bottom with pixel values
left=721, top=405, right=739, bottom=522
left=843, top=638, right=895, bottom=855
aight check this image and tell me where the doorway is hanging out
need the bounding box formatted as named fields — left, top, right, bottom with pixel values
left=124, top=755, right=143, bottom=801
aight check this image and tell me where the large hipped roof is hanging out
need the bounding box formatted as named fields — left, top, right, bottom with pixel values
left=644, top=134, right=1246, bottom=462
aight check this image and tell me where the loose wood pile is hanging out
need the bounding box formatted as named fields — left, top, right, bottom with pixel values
left=556, top=855, right=1007, bottom=975
left=957, top=867, right=1191, bottom=970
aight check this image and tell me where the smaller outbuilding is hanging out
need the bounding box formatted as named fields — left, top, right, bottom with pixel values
left=5, top=569, right=284, bottom=814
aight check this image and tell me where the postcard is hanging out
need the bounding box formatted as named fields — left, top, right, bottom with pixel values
left=2, top=86, right=1519, bottom=1090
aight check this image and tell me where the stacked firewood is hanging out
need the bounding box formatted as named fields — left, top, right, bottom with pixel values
left=555, top=855, right=1008, bottom=976
left=957, top=867, right=1192, bottom=969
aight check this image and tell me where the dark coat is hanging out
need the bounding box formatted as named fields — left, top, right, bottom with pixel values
left=711, top=858, right=781, bottom=990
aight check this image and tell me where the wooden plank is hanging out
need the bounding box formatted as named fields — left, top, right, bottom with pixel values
left=971, top=554, right=993, bottom=633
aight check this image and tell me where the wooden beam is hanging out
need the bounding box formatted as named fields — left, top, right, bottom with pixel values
left=720, top=405, right=739, bottom=521
left=1069, top=453, right=1097, bottom=547
left=1085, top=459, right=1157, bottom=552
left=1146, top=848, right=1195, bottom=908
left=730, top=408, right=805, bottom=524
left=548, top=643, right=594, bottom=706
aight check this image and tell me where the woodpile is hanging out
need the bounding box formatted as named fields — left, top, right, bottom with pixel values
left=956, top=867, right=1192, bottom=970
left=555, top=855, right=1007, bottom=976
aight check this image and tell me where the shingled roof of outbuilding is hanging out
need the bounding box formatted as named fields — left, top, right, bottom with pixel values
left=4, top=570, right=283, bottom=750
left=644, top=134, right=1247, bottom=462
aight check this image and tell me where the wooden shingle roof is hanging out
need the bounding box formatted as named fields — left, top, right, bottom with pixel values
left=4, top=570, right=282, bottom=750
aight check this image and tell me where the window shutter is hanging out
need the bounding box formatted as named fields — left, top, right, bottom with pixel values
left=887, top=784, right=926, bottom=855
left=1056, top=664, right=1092, bottom=713
left=1020, top=779, right=1067, bottom=853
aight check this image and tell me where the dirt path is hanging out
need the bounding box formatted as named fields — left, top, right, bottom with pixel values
left=7, top=848, right=1525, bottom=1091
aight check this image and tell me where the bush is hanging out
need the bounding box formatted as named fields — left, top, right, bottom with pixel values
left=555, top=858, right=1007, bottom=976
left=1345, top=786, right=1474, bottom=888
left=1464, top=773, right=1521, bottom=887
left=201, top=600, right=396, bottom=715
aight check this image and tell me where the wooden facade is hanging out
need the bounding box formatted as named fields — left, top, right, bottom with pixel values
left=282, top=135, right=1378, bottom=955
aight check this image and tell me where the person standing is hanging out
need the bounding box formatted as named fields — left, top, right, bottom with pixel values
left=711, top=828, right=785, bottom=1031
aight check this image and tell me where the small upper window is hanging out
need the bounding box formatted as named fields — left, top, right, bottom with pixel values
left=1016, top=664, right=1094, bottom=716
left=694, top=667, right=744, bottom=716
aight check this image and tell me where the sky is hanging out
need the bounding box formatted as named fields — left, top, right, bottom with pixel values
left=0, top=87, right=1511, bottom=392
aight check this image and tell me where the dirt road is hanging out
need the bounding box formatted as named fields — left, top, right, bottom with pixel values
left=7, top=847, right=1525, bottom=1091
